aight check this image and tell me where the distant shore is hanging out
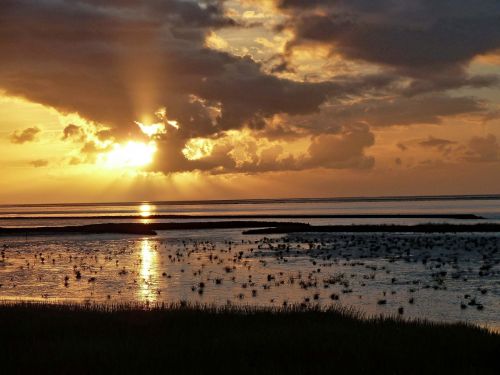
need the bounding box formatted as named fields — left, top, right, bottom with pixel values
left=1, top=193, right=499, bottom=208
left=0, top=302, right=498, bottom=374
left=0, top=221, right=305, bottom=235
left=1, top=221, right=500, bottom=236
left=0, top=213, right=484, bottom=220
left=242, top=223, right=500, bottom=235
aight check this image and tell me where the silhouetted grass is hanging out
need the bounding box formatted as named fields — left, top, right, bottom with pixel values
left=0, top=302, right=498, bottom=374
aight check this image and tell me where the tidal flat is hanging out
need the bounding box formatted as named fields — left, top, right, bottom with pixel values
left=1, top=227, right=499, bottom=330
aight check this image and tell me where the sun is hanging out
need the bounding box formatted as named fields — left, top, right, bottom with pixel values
left=96, top=112, right=180, bottom=170
left=99, top=141, right=156, bottom=168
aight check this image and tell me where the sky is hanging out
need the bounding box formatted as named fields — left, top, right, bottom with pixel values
left=0, top=0, right=499, bottom=204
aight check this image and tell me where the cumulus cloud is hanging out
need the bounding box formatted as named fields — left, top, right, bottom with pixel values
left=62, top=124, right=84, bottom=141
left=0, top=0, right=398, bottom=175
left=305, top=124, right=374, bottom=169
left=10, top=127, right=41, bottom=144
left=153, top=124, right=374, bottom=174
left=0, top=0, right=498, bottom=176
left=277, top=0, right=500, bottom=75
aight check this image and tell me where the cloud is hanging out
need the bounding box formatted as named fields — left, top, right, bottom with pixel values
left=153, top=124, right=374, bottom=174
left=277, top=0, right=500, bottom=75
left=30, top=159, right=49, bottom=168
left=0, top=0, right=400, bottom=175
left=464, top=134, right=500, bottom=162
left=397, top=134, right=500, bottom=165
left=10, top=127, right=41, bottom=144
left=0, top=0, right=369, bottom=137
left=419, top=136, right=457, bottom=151
left=1, top=0, right=498, bottom=176
left=316, top=95, right=486, bottom=129
left=397, top=143, right=408, bottom=152
left=62, top=124, right=84, bottom=141
left=305, top=124, right=374, bottom=169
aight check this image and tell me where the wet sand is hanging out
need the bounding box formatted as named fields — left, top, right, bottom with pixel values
left=1, top=228, right=499, bottom=329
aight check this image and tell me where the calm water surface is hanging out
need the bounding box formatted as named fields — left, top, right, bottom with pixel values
left=0, top=197, right=499, bottom=331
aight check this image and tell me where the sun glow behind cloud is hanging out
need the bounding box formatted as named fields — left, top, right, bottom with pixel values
left=134, top=121, right=167, bottom=138
left=98, top=141, right=157, bottom=168
left=95, top=108, right=181, bottom=170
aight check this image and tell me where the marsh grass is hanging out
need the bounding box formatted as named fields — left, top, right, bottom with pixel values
left=0, top=301, right=499, bottom=374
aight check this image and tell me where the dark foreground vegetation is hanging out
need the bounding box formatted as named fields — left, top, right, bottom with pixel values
left=0, top=303, right=499, bottom=374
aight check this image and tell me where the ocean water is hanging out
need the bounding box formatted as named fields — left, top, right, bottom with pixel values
left=0, top=196, right=499, bottom=331
left=1, top=195, right=500, bottom=227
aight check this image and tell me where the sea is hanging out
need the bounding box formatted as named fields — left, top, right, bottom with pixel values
left=1, top=195, right=499, bottom=331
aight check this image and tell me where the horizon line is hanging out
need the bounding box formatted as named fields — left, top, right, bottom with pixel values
left=1, top=193, right=500, bottom=208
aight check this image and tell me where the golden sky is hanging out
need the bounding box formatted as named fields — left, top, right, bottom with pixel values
left=0, top=0, right=499, bottom=204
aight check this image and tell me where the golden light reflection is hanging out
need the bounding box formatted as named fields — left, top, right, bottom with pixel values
left=139, top=203, right=154, bottom=217
left=139, top=239, right=158, bottom=302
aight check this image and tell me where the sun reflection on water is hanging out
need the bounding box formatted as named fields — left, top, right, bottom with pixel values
left=139, top=203, right=154, bottom=217
left=139, top=239, right=158, bottom=303
left=139, top=203, right=155, bottom=224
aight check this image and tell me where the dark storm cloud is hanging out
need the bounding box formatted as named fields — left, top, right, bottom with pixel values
left=10, top=127, right=41, bottom=144
left=0, top=0, right=397, bottom=174
left=0, top=0, right=380, bottom=135
left=277, top=0, right=500, bottom=74
left=290, top=95, right=486, bottom=131
left=1, top=0, right=496, bottom=175
left=0, top=0, right=239, bottom=132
